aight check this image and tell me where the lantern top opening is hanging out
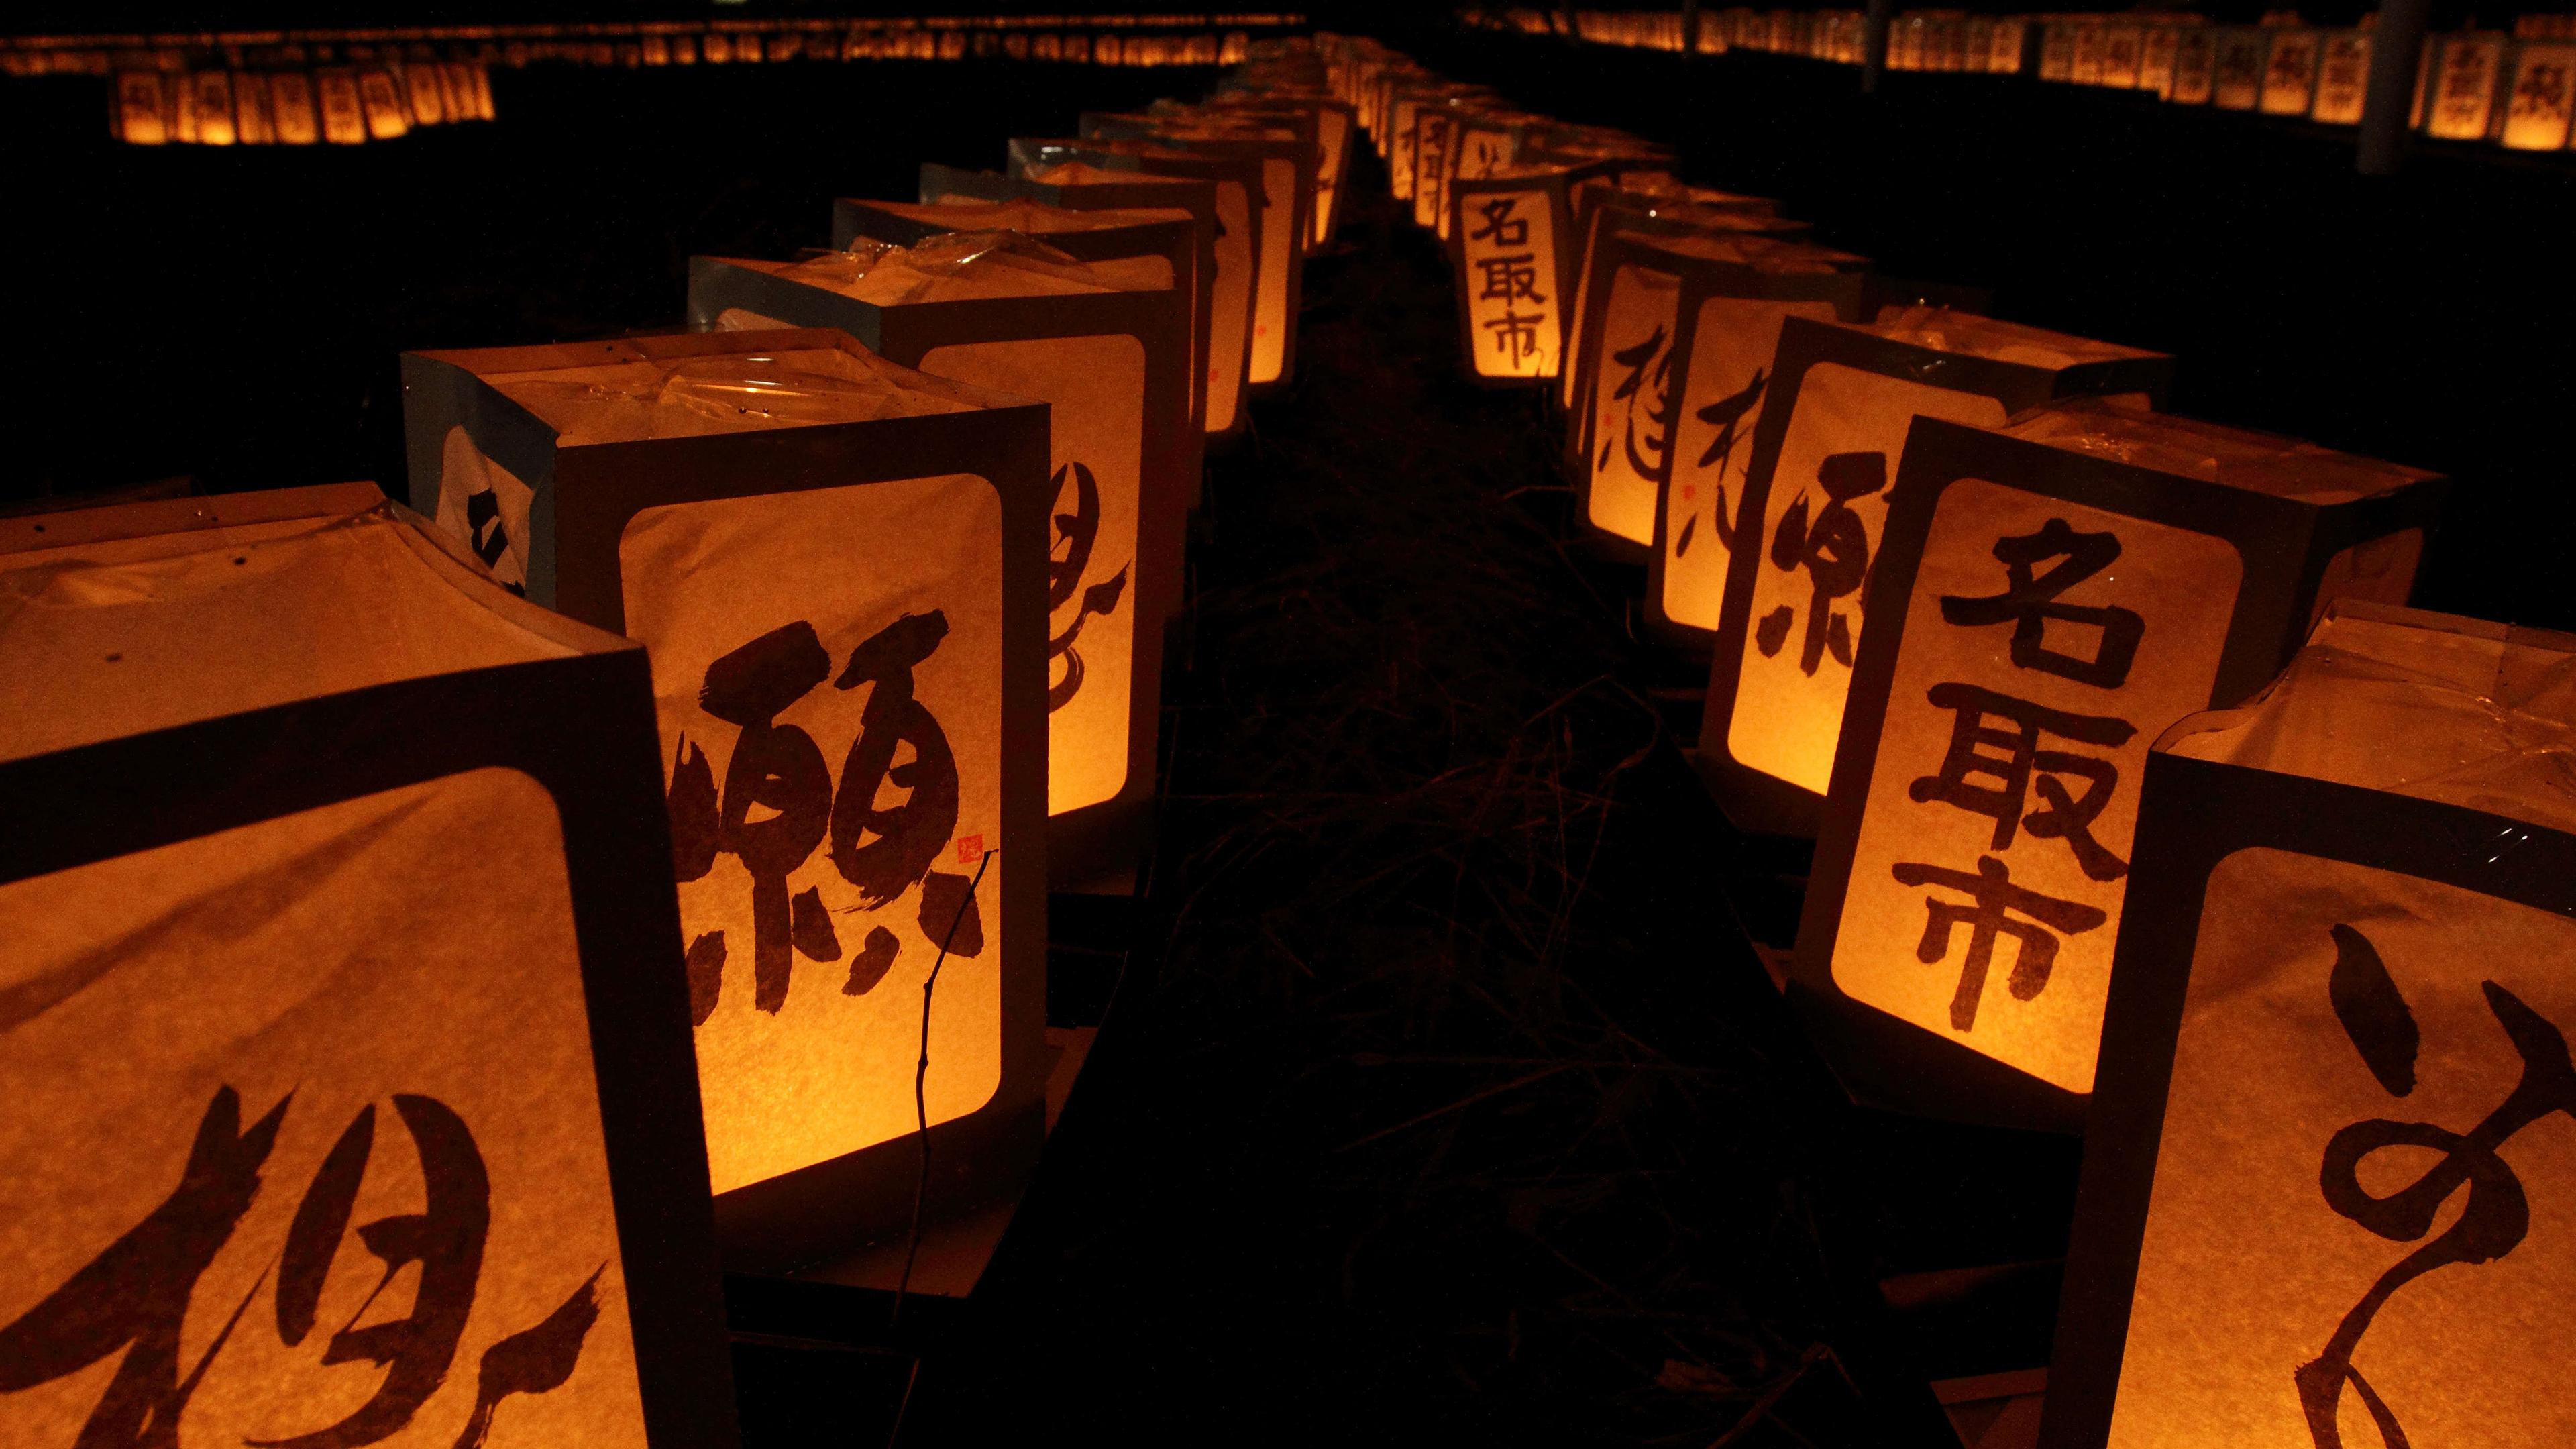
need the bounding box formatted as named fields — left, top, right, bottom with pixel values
left=2163, top=600, right=2576, bottom=835
left=865, top=197, right=1189, bottom=238
left=1858, top=305, right=2167, bottom=369
left=0, top=487, right=612, bottom=765
left=1998, top=396, right=2437, bottom=502
left=1024, top=160, right=1200, bottom=188
left=484, top=340, right=973, bottom=445
left=761, top=231, right=1167, bottom=306
left=1641, top=230, right=1851, bottom=276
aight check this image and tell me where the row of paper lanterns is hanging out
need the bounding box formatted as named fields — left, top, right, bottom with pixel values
left=107, top=62, right=494, bottom=145
left=1341, top=29, right=2576, bottom=1449
left=1474, top=7, right=2576, bottom=153
left=0, top=37, right=1346, bottom=1448
left=6, top=19, right=1288, bottom=83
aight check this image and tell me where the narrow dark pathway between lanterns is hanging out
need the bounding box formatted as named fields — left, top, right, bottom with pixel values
left=871, top=153, right=2081, bottom=1449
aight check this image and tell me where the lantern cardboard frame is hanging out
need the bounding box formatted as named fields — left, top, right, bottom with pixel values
left=0, top=482, right=742, bottom=1449
left=1564, top=229, right=1867, bottom=564
left=1678, top=319, right=2175, bottom=838
left=1558, top=186, right=1814, bottom=418
left=1791, top=416, right=2447, bottom=1134
left=1008, top=136, right=1263, bottom=447
left=400, top=328, right=1053, bottom=1268
left=1206, top=93, right=1358, bottom=249
left=2043, top=723, right=2576, bottom=1449
left=681, top=263, right=1187, bottom=896
left=1076, top=113, right=1309, bottom=396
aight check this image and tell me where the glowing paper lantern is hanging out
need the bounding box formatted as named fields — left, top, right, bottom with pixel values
left=400, top=329, right=1052, bottom=1267
left=1209, top=93, right=1359, bottom=248
left=2169, top=28, right=2217, bottom=105
left=2259, top=28, right=2322, bottom=116
left=1565, top=229, right=1864, bottom=561
left=687, top=237, right=1184, bottom=892
left=1558, top=180, right=1794, bottom=415
left=2424, top=32, right=2509, bottom=140
left=2310, top=30, right=2373, bottom=125
left=1011, top=138, right=1261, bottom=443
left=112, top=71, right=167, bottom=144
left=1077, top=112, right=1307, bottom=393
left=1792, top=401, right=2445, bottom=1130
left=1448, top=162, right=1603, bottom=385
left=2210, top=28, right=2267, bottom=110
left=0, top=482, right=739, bottom=1447
left=1670, top=312, right=2172, bottom=837
left=2047, top=600, right=2576, bottom=1449
left=2500, top=40, right=2576, bottom=150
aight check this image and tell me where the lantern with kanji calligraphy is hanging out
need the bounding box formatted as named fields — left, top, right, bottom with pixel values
left=1672, top=311, right=2171, bottom=837
left=687, top=233, right=1188, bottom=892
left=1563, top=227, right=1860, bottom=561
left=1448, top=162, right=1605, bottom=385
left=0, top=483, right=739, bottom=1446
left=2500, top=39, right=2576, bottom=150
left=2047, top=599, right=2576, bottom=1449
left=1558, top=181, right=1795, bottom=417
left=1790, top=401, right=2445, bottom=1131
left=1077, top=111, right=1308, bottom=394
left=1011, top=138, right=1263, bottom=443
left=399, top=329, right=1053, bottom=1267
left=2311, top=30, right=2373, bottom=124
left=2424, top=32, right=2510, bottom=140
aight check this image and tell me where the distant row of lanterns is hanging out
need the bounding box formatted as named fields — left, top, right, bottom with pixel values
left=1345, top=27, right=2576, bottom=1449
left=1466, top=7, right=2576, bottom=154
left=109, top=62, right=493, bottom=146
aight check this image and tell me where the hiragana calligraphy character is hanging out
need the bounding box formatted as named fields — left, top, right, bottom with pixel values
left=1468, top=196, right=1529, bottom=247
left=2296, top=924, right=2576, bottom=1449
left=1905, top=682, right=2137, bottom=880
left=1937, top=517, right=2146, bottom=688
left=1890, top=855, right=2108, bottom=1030
left=1045, top=461, right=1131, bottom=714
left=1752, top=449, right=1883, bottom=674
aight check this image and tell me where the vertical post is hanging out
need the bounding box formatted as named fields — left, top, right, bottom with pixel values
left=1863, top=0, right=1894, bottom=93
left=1682, top=0, right=1701, bottom=59
left=2358, top=0, right=2432, bottom=174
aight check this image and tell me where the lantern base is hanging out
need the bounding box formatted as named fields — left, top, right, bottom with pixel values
left=1782, top=978, right=2087, bottom=1136
left=1686, top=745, right=1826, bottom=841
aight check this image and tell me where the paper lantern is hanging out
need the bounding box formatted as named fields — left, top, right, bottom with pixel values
left=1672, top=313, right=2172, bottom=837
left=1010, top=138, right=1261, bottom=442
left=1791, top=401, right=2446, bottom=1132
left=399, top=329, right=1052, bottom=1267
left=2310, top=31, right=2373, bottom=125
left=2047, top=600, right=2576, bottom=1449
left=1563, top=229, right=1864, bottom=562
left=1448, top=162, right=1604, bottom=385
left=0, top=482, right=738, bottom=1447
left=2259, top=28, right=2322, bottom=117
left=2139, top=25, right=2182, bottom=99
left=2169, top=28, right=2218, bottom=105
left=923, top=162, right=1220, bottom=450
left=2500, top=40, right=2576, bottom=150
left=2425, top=32, right=2510, bottom=140
left=1557, top=180, right=1795, bottom=415
left=686, top=238, right=1185, bottom=892
left=2101, top=25, right=2145, bottom=88
left=1076, top=111, right=1307, bottom=393
left=2210, top=28, right=2267, bottom=110
left=1208, top=93, right=1359, bottom=249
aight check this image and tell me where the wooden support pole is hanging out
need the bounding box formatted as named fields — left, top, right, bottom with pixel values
left=2359, top=0, right=2432, bottom=174
left=1863, top=0, right=1894, bottom=93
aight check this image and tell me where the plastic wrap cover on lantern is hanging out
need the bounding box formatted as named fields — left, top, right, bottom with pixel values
left=2046, top=599, right=2576, bottom=1449
left=1076, top=113, right=1307, bottom=395
left=922, top=161, right=1223, bottom=451
left=1564, top=229, right=1859, bottom=561
left=1009, top=138, right=1261, bottom=445
left=1789, top=402, right=2447, bottom=1134
left=1673, top=311, right=2173, bottom=839
left=684, top=238, right=1188, bottom=894
left=0, top=483, right=739, bottom=1448
left=398, top=327, right=1051, bottom=1270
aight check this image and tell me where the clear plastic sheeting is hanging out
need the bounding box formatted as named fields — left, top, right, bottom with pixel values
left=1646, top=231, right=1845, bottom=276
left=867, top=197, right=1190, bottom=238
left=484, top=345, right=966, bottom=445
left=1998, top=396, right=2436, bottom=501
left=773, top=229, right=1168, bottom=307
left=1867, top=305, right=2161, bottom=371
left=2163, top=600, right=2576, bottom=835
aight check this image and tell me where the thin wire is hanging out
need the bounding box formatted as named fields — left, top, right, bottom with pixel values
left=890, top=846, right=996, bottom=1333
